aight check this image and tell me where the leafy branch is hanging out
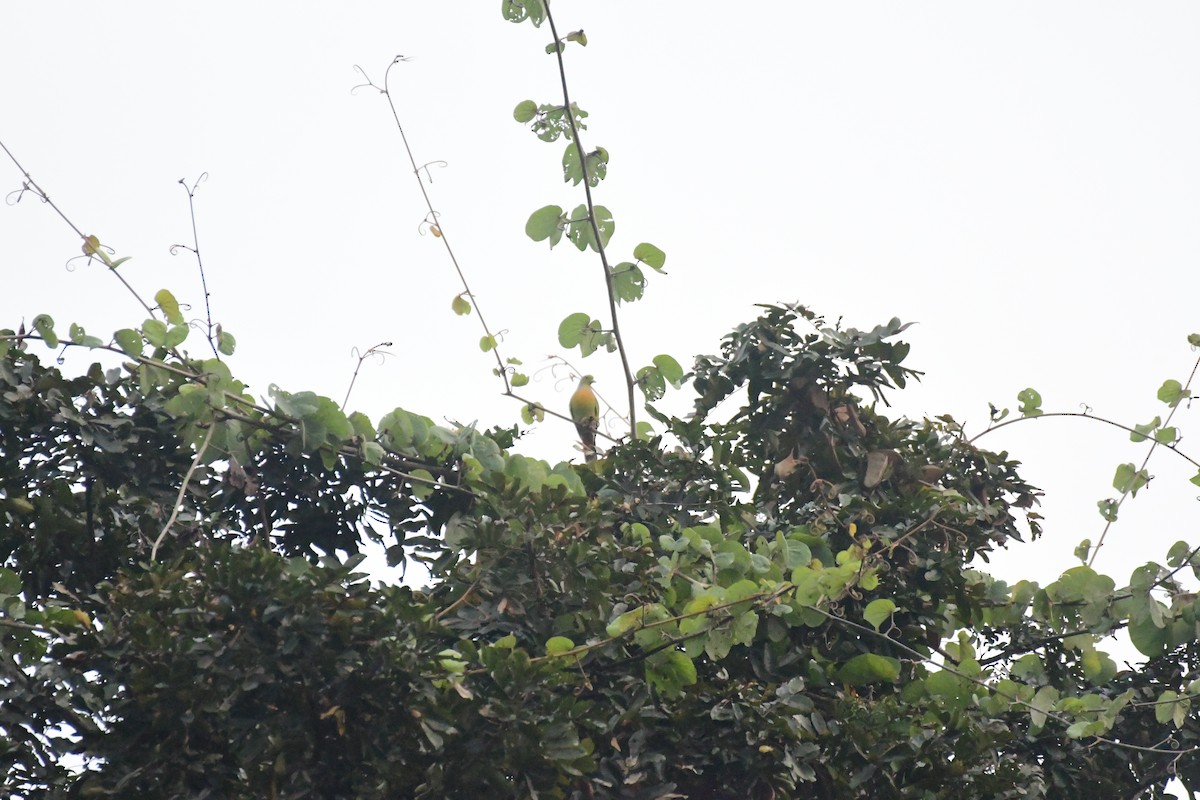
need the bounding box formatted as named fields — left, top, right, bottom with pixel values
left=540, top=3, right=636, bottom=437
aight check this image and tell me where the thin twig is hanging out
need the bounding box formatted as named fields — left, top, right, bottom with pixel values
left=883, top=507, right=942, bottom=555
left=175, top=173, right=220, bottom=359
left=0, top=137, right=85, bottom=238
left=341, top=340, right=393, bottom=410
left=1, top=137, right=159, bottom=320
left=503, top=389, right=620, bottom=444
left=151, top=424, right=215, bottom=561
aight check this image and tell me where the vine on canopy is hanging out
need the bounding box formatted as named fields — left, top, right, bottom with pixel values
left=2, top=3, right=1200, bottom=798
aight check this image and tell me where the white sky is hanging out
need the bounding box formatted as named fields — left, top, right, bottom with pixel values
left=3, top=4, right=1199, bottom=635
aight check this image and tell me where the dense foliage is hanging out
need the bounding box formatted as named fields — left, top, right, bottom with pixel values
left=4, top=3, right=1200, bottom=798
left=2, top=303, right=1199, bottom=798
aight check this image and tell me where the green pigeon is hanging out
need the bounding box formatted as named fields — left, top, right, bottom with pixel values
left=569, top=375, right=599, bottom=461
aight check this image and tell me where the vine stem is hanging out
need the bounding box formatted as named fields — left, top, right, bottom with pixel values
left=341, top=340, right=392, bottom=411
left=379, top=59, right=512, bottom=394
left=1, top=137, right=159, bottom=321
left=505, top=388, right=620, bottom=444
left=0, top=137, right=85, bottom=239
left=178, top=175, right=220, bottom=359
left=968, top=411, right=1200, bottom=471
left=543, top=2, right=637, bottom=438
left=1086, top=352, right=1200, bottom=566
left=151, top=424, right=215, bottom=561
left=968, top=351, right=1200, bottom=568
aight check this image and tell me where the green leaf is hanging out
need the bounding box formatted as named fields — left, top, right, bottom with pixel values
left=68, top=323, right=103, bottom=348
left=521, top=403, right=544, bottom=424
left=1155, top=690, right=1179, bottom=725
left=1154, top=426, right=1178, bottom=444
left=163, top=325, right=189, bottom=349
left=163, top=383, right=208, bottom=421
left=567, top=204, right=615, bottom=252
left=511, top=372, right=529, bottom=387
left=0, top=567, right=21, bottom=596
left=863, top=599, right=897, bottom=631
left=410, top=469, right=435, bottom=501
left=1157, top=379, right=1188, bottom=408
left=1097, top=498, right=1119, bottom=522
left=479, top=335, right=497, bottom=353
left=216, top=328, right=236, bottom=356
left=270, top=385, right=320, bottom=419
left=1129, top=612, right=1170, bottom=657
left=1073, top=539, right=1091, bottom=563
left=1189, top=333, right=1200, bottom=347
left=582, top=146, right=608, bottom=187
left=637, top=365, right=666, bottom=402
left=645, top=650, right=697, bottom=697
left=451, top=294, right=471, bottom=316
left=557, top=313, right=591, bottom=348
left=1081, top=649, right=1117, bottom=685
left=155, top=288, right=185, bottom=325
left=1112, top=462, right=1149, bottom=496
left=348, top=411, right=376, bottom=439
left=610, top=262, right=645, bottom=303
left=633, top=242, right=666, bottom=272
left=141, top=319, right=168, bottom=348
left=1130, top=416, right=1161, bottom=443
left=1166, top=540, right=1193, bottom=567
left=1017, top=387, right=1042, bottom=417
left=525, top=205, right=564, bottom=246
left=32, top=314, right=57, bottom=348
left=606, top=604, right=668, bottom=639
left=926, top=670, right=964, bottom=699
left=837, top=653, right=901, bottom=686
left=652, top=354, right=684, bottom=386
left=562, top=143, right=583, bottom=186
left=513, top=99, right=537, bottom=123
left=500, top=0, right=545, bottom=26
left=724, top=579, right=761, bottom=606
left=1028, top=686, right=1059, bottom=733
left=546, top=636, right=575, bottom=655
left=114, top=328, right=143, bottom=356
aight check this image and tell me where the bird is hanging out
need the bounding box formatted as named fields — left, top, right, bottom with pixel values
left=569, top=375, right=599, bottom=461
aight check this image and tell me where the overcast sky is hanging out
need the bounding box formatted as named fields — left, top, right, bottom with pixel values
left=3, top=4, right=1199, bottom=621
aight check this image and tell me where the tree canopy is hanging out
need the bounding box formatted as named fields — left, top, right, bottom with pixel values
left=3, top=3, right=1200, bottom=799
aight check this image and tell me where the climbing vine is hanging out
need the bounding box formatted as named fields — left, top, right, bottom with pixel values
left=1, top=3, right=1199, bottom=798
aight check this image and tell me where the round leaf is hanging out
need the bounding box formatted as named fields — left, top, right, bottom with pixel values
left=513, top=99, right=537, bottom=123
